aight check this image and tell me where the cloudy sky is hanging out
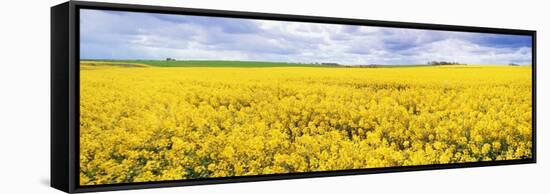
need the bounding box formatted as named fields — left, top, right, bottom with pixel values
left=80, top=9, right=532, bottom=65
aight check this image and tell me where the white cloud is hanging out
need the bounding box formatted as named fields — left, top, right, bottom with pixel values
left=400, top=38, right=532, bottom=64
left=80, top=9, right=532, bottom=65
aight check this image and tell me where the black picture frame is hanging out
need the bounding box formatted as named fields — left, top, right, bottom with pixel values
left=51, top=1, right=537, bottom=193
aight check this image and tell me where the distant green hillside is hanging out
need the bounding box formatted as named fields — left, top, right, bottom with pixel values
left=82, top=60, right=326, bottom=68
left=81, top=60, right=515, bottom=68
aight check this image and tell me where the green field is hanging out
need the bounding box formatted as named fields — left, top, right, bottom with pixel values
left=80, top=60, right=522, bottom=69
left=79, top=60, right=438, bottom=68
left=81, top=60, right=328, bottom=68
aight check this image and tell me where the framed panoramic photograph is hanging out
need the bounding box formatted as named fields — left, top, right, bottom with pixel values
left=51, top=1, right=536, bottom=193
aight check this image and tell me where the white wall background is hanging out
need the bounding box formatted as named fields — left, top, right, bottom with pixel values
left=0, top=0, right=546, bottom=193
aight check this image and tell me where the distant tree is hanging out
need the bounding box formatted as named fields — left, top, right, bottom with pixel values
left=361, top=64, right=379, bottom=68
left=509, top=63, right=520, bottom=66
left=321, top=62, right=340, bottom=66
left=428, top=61, right=462, bottom=65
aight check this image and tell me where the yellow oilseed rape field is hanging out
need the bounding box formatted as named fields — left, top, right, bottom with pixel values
left=79, top=65, right=532, bottom=185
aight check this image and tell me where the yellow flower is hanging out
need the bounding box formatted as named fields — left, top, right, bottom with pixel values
left=79, top=64, right=532, bottom=185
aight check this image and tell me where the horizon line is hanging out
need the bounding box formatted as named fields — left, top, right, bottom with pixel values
left=79, top=59, right=532, bottom=66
